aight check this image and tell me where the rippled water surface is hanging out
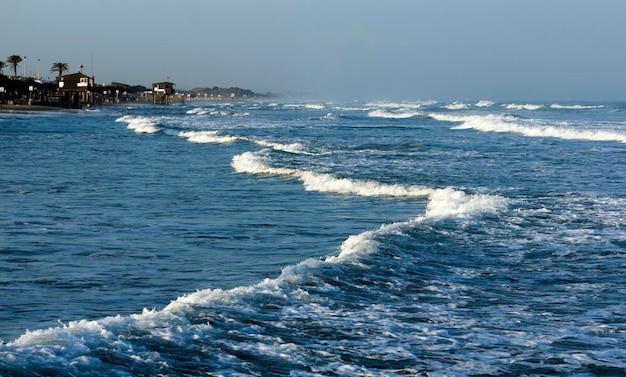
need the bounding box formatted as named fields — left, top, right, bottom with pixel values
left=1, top=101, right=625, bottom=376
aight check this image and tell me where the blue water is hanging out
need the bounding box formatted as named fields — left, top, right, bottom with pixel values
left=1, top=100, right=625, bottom=376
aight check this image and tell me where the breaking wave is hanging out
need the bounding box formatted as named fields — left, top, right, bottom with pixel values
left=115, top=115, right=162, bottom=134
left=178, top=131, right=313, bottom=155
left=501, top=103, right=543, bottom=111
left=178, top=130, right=243, bottom=144
left=550, top=104, right=606, bottom=110
left=231, top=150, right=507, bottom=214
left=368, top=109, right=423, bottom=119
left=475, top=100, right=495, bottom=107
left=430, top=113, right=626, bottom=144
left=442, top=102, right=469, bottom=110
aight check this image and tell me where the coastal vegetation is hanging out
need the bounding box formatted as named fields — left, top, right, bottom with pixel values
left=50, top=62, right=69, bottom=77
left=6, top=55, right=22, bottom=78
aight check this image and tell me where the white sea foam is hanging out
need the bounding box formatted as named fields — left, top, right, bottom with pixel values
left=186, top=107, right=209, bottom=115
left=365, top=101, right=430, bottom=109
left=501, top=103, right=543, bottom=111
left=254, top=140, right=311, bottom=155
left=550, top=104, right=605, bottom=110
left=232, top=151, right=434, bottom=198
left=231, top=151, right=297, bottom=176
left=475, top=100, right=495, bottom=107
left=318, top=112, right=338, bottom=120
left=6, top=305, right=207, bottom=371
left=333, top=106, right=371, bottom=112
left=368, top=109, right=422, bottom=119
left=233, top=148, right=509, bottom=265
left=178, top=130, right=242, bottom=144
left=232, top=150, right=509, bottom=263
left=115, top=115, right=161, bottom=134
left=424, top=187, right=508, bottom=219
left=282, top=103, right=326, bottom=110
left=442, top=102, right=469, bottom=110
left=326, top=187, right=508, bottom=264
left=430, top=113, right=626, bottom=144
left=177, top=130, right=313, bottom=155
left=297, top=170, right=433, bottom=197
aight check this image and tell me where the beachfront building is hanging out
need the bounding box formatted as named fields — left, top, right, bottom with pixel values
left=0, top=75, right=56, bottom=106
left=152, top=81, right=175, bottom=105
left=57, top=72, right=95, bottom=108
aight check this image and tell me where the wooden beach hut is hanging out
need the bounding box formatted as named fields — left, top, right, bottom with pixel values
left=152, top=81, right=175, bottom=105
left=57, top=72, right=95, bottom=108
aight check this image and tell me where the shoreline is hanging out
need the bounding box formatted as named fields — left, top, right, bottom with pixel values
left=0, top=103, right=66, bottom=113
left=0, top=98, right=267, bottom=113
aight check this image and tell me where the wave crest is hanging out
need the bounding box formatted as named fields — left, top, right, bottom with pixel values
left=115, top=115, right=162, bottom=134
left=430, top=113, right=626, bottom=144
left=368, top=109, right=423, bottom=119
left=178, top=130, right=242, bottom=143
left=501, top=103, right=543, bottom=111
left=550, top=104, right=605, bottom=110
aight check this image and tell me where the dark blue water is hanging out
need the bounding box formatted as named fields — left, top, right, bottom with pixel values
left=1, top=101, right=625, bottom=376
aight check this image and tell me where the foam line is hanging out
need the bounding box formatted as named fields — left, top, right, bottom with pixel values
left=368, top=109, right=423, bottom=119
left=115, top=115, right=161, bottom=134
left=430, top=113, right=626, bottom=144
left=178, top=130, right=243, bottom=144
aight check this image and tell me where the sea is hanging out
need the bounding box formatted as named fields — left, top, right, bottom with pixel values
left=0, top=99, right=625, bottom=376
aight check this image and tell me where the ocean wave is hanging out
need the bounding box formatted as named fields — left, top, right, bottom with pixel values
left=283, top=103, right=326, bottom=110
left=550, top=104, right=605, bottom=110
left=365, top=101, right=432, bottom=109
left=502, top=103, right=543, bottom=111
left=178, top=130, right=242, bottom=144
left=501, top=103, right=543, bottom=111
left=310, top=112, right=338, bottom=121
left=333, top=106, right=371, bottom=112
left=186, top=107, right=209, bottom=115
left=254, top=140, right=311, bottom=155
left=230, top=149, right=510, bottom=265
left=177, top=130, right=313, bottom=155
left=2, top=125, right=511, bottom=375
left=368, top=109, right=423, bottom=119
left=232, top=150, right=508, bottom=223
left=326, top=187, right=507, bottom=264
left=231, top=150, right=297, bottom=176
left=232, top=150, right=433, bottom=197
left=185, top=107, right=233, bottom=117
left=475, top=100, right=495, bottom=107
left=442, top=102, right=469, bottom=110
left=115, top=115, right=162, bottom=134
left=430, top=113, right=626, bottom=144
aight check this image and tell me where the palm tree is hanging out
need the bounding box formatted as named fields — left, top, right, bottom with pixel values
left=50, top=62, right=69, bottom=78
left=6, top=55, right=22, bottom=78
left=0, top=61, right=6, bottom=76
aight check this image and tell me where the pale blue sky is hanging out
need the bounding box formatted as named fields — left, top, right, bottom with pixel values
left=4, top=0, right=625, bottom=101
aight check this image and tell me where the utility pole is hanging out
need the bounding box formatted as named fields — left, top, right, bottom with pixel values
left=23, top=56, right=27, bottom=77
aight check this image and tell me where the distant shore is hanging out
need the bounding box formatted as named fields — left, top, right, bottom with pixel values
left=0, top=96, right=270, bottom=113
left=0, top=104, right=64, bottom=113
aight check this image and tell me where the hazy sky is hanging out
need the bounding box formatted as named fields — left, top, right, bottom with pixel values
left=4, top=0, right=625, bottom=101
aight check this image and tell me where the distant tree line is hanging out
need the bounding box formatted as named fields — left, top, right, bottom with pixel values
left=0, top=54, right=71, bottom=79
